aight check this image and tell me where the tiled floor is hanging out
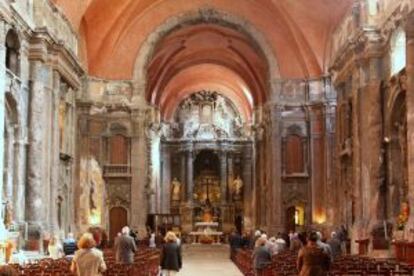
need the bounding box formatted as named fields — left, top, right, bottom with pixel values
left=177, top=244, right=243, bottom=276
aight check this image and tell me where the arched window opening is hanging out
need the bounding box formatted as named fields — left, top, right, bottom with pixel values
left=390, top=28, right=406, bottom=76
left=5, top=30, right=20, bottom=76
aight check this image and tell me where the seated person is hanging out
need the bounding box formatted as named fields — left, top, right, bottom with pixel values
left=63, top=233, right=77, bottom=256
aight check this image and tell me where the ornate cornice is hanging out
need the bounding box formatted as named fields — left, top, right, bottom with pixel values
left=28, top=28, right=84, bottom=89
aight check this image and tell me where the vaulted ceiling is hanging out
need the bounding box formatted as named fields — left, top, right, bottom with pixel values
left=53, top=0, right=352, bottom=119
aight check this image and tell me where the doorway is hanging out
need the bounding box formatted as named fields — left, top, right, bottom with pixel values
left=286, top=206, right=296, bottom=233
left=109, top=207, right=128, bottom=242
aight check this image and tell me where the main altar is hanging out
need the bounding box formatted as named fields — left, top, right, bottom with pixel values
left=189, top=222, right=223, bottom=244
left=152, top=91, right=254, bottom=237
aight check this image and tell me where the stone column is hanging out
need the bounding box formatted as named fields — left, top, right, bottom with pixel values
left=49, top=71, right=61, bottom=234
left=220, top=151, right=227, bottom=204
left=186, top=150, right=194, bottom=203
left=0, top=22, right=8, bottom=248
left=5, top=125, right=15, bottom=202
left=26, top=60, right=49, bottom=233
left=269, top=104, right=283, bottom=233
left=74, top=103, right=90, bottom=231
left=360, top=60, right=383, bottom=235
left=227, top=153, right=234, bottom=203
left=325, top=101, right=337, bottom=226
left=242, top=145, right=254, bottom=231
left=404, top=13, right=414, bottom=235
left=13, top=137, right=27, bottom=223
left=161, top=144, right=171, bottom=213
left=180, top=152, right=186, bottom=200
left=309, top=105, right=326, bottom=224
left=130, top=109, right=148, bottom=236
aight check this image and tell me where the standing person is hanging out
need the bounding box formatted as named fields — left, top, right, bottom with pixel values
left=297, top=232, right=330, bottom=276
left=327, top=232, right=342, bottom=259
left=48, top=236, right=63, bottom=259
left=63, top=233, right=77, bottom=256
left=129, top=228, right=139, bottom=246
left=229, top=229, right=242, bottom=258
left=290, top=233, right=303, bottom=251
left=114, top=226, right=137, bottom=264
left=160, top=231, right=182, bottom=276
left=274, top=234, right=286, bottom=254
left=316, top=232, right=333, bottom=262
left=149, top=232, right=156, bottom=248
left=267, top=237, right=278, bottom=255
left=241, top=231, right=251, bottom=248
left=252, top=237, right=272, bottom=276
left=70, top=233, right=107, bottom=276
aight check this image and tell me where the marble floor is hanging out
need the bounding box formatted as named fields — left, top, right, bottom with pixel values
left=177, top=244, right=243, bottom=276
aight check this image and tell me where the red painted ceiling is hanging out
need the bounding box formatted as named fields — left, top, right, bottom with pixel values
left=53, top=0, right=352, bottom=117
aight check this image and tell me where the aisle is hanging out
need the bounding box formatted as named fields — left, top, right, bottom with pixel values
left=177, top=244, right=243, bottom=276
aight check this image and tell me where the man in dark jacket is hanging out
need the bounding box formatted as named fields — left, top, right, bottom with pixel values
left=327, top=232, right=342, bottom=259
left=114, top=226, right=137, bottom=264
left=229, top=230, right=242, bottom=258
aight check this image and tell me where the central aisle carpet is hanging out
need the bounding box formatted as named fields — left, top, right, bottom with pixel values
left=177, top=244, right=243, bottom=276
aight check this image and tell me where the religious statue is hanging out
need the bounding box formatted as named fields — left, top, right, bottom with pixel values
left=3, top=201, right=13, bottom=228
left=233, top=176, right=243, bottom=200
left=397, top=201, right=410, bottom=230
left=171, top=178, right=181, bottom=201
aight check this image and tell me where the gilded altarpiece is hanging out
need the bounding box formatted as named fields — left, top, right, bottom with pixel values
left=158, top=91, right=253, bottom=234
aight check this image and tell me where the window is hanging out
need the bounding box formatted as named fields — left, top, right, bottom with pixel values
left=110, top=134, right=128, bottom=164
left=390, top=28, right=406, bottom=76
left=367, top=0, right=379, bottom=16
left=286, top=134, right=304, bottom=174
left=5, top=30, right=20, bottom=76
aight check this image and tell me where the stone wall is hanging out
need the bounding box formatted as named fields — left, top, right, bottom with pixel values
left=254, top=77, right=336, bottom=234
left=330, top=0, right=414, bottom=254
left=0, top=0, right=83, bottom=249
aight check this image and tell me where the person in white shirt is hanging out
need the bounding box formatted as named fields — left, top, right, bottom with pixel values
left=149, top=233, right=156, bottom=248
left=48, top=236, right=63, bottom=259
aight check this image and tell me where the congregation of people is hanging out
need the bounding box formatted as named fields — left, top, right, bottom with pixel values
left=0, top=226, right=183, bottom=276
left=229, top=228, right=343, bottom=275
left=231, top=227, right=414, bottom=276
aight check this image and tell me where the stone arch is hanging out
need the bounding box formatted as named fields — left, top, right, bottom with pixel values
left=4, top=92, right=18, bottom=125
left=5, top=29, right=20, bottom=76
left=132, top=8, right=280, bottom=100
left=387, top=89, right=407, bottom=219
left=108, top=122, right=129, bottom=137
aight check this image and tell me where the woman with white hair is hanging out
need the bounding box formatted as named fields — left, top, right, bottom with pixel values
left=160, top=231, right=182, bottom=275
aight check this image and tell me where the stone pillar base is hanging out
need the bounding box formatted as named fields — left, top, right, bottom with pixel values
left=221, top=205, right=234, bottom=234
left=24, top=224, right=42, bottom=252
left=180, top=203, right=193, bottom=234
